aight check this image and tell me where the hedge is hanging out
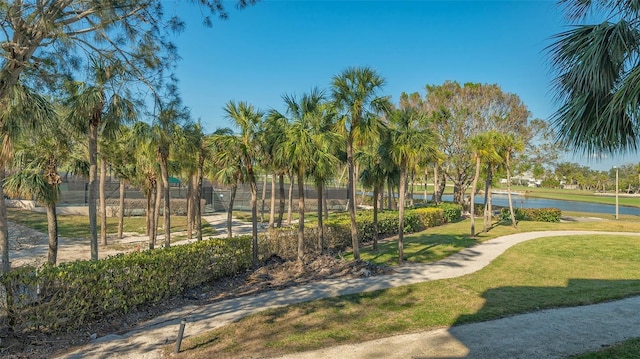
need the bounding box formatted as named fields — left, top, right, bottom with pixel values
left=499, top=207, right=562, bottom=223
left=263, top=207, right=448, bottom=255
left=0, top=236, right=251, bottom=334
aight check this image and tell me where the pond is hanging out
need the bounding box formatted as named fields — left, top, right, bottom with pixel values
left=436, top=194, right=640, bottom=216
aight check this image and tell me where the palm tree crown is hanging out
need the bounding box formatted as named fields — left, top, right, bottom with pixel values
left=549, top=0, right=640, bottom=154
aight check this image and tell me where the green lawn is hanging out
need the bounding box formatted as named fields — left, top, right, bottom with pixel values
left=173, top=222, right=640, bottom=358
left=348, top=215, right=640, bottom=265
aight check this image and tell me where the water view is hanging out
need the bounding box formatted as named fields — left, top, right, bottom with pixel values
left=438, top=194, right=640, bottom=216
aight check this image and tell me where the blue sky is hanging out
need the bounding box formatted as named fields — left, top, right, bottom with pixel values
left=169, top=0, right=636, bottom=171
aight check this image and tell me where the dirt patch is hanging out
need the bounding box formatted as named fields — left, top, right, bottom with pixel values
left=1, top=252, right=390, bottom=359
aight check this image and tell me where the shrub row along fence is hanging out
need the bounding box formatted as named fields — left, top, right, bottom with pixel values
left=0, top=204, right=463, bottom=335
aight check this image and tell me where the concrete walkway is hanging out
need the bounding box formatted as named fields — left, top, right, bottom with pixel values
left=58, top=230, right=640, bottom=359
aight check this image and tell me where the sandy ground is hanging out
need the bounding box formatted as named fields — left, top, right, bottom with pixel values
left=7, top=213, right=261, bottom=268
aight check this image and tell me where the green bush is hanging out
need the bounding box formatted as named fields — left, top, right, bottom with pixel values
left=322, top=207, right=445, bottom=250
left=0, top=236, right=251, bottom=334
left=436, top=203, right=463, bottom=223
left=499, top=207, right=561, bottom=223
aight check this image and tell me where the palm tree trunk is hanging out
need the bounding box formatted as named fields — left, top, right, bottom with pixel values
left=424, top=167, right=429, bottom=203
left=506, top=152, right=517, bottom=229
left=470, top=155, right=481, bottom=237
left=99, top=156, right=108, bottom=246
left=118, top=179, right=125, bottom=239
left=346, top=136, right=360, bottom=260
left=227, top=183, right=237, bottom=238
left=154, top=175, right=162, bottom=236
left=317, top=182, right=324, bottom=254
left=373, top=184, right=379, bottom=251
left=483, top=166, right=494, bottom=233
left=261, top=174, right=267, bottom=222
left=323, top=186, right=329, bottom=220
left=277, top=173, right=285, bottom=227
left=186, top=174, right=193, bottom=239
left=297, top=169, right=305, bottom=261
left=148, top=180, right=157, bottom=250
left=409, top=171, right=414, bottom=207
left=88, top=120, right=99, bottom=260
left=160, top=156, right=171, bottom=247
left=146, top=189, right=151, bottom=236
left=398, top=165, right=407, bottom=265
left=0, top=167, right=9, bottom=274
left=437, top=170, right=446, bottom=203
left=46, top=202, right=59, bottom=265
left=433, top=165, right=440, bottom=204
left=269, top=171, right=276, bottom=228
left=287, top=172, right=294, bottom=226
left=248, top=169, right=259, bottom=266
left=387, top=180, right=393, bottom=210
left=195, top=152, right=204, bottom=241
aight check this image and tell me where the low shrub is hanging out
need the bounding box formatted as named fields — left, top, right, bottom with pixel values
left=499, top=207, right=562, bottom=223
left=435, top=203, right=463, bottom=223
left=0, top=236, right=251, bottom=334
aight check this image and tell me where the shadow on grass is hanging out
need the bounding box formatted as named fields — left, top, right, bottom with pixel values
left=413, top=279, right=640, bottom=359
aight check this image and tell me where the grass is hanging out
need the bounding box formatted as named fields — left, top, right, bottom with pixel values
left=346, top=215, right=640, bottom=265
left=571, top=338, right=640, bottom=358
left=173, top=220, right=640, bottom=358
left=6, top=208, right=215, bottom=239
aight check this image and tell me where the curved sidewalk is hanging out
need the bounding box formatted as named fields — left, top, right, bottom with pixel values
left=58, top=231, right=640, bottom=359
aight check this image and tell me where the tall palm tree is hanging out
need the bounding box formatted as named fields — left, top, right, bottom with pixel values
left=332, top=67, right=391, bottom=260
left=97, top=95, right=136, bottom=246
left=468, top=132, right=500, bottom=237
left=549, top=0, right=640, bottom=154
left=356, top=138, right=387, bottom=251
left=103, top=126, right=138, bottom=239
left=0, top=84, right=54, bottom=273
left=5, top=154, right=64, bottom=265
left=130, top=121, right=161, bottom=249
left=153, top=105, right=186, bottom=248
left=66, top=58, right=135, bottom=259
left=224, top=101, right=263, bottom=266
left=263, top=110, right=289, bottom=228
left=208, top=128, right=244, bottom=238
left=271, top=89, right=340, bottom=260
left=386, top=107, right=435, bottom=264
left=498, top=132, right=524, bottom=229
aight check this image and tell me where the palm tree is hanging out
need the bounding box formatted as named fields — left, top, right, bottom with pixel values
left=5, top=156, right=63, bottom=265
left=130, top=121, right=161, bottom=249
left=499, top=133, right=524, bottom=229
left=549, top=0, right=640, bottom=154
left=331, top=67, right=391, bottom=260
left=480, top=132, right=503, bottom=233
left=356, top=138, right=387, bottom=251
left=0, top=84, right=55, bottom=273
left=66, top=58, right=135, bottom=259
left=208, top=128, right=244, bottom=238
left=263, top=111, right=289, bottom=229
left=386, top=107, right=435, bottom=264
left=469, top=135, right=483, bottom=237
left=271, top=89, right=340, bottom=260
left=468, top=132, right=501, bottom=236
left=224, top=101, right=263, bottom=266
left=103, top=126, right=138, bottom=239
left=153, top=105, right=186, bottom=248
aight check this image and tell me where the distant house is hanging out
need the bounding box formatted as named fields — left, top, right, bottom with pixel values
left=502, top=171, right=541, bottom=187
